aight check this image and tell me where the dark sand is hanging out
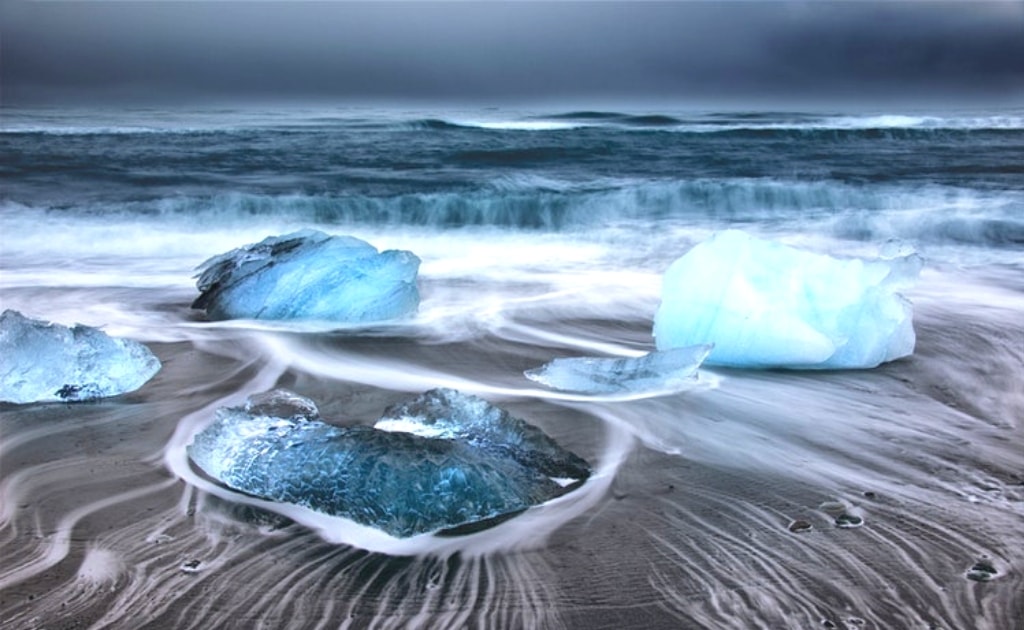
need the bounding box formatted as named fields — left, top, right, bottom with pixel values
left=2, top=300, right=1022, bottom=629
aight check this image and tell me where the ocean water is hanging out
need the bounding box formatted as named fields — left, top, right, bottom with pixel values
left=1, top=106, right=1022, bottom=628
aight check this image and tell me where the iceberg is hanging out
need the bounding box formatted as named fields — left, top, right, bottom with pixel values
left=192, top=229, right=420, bottom=322
left=523, top=345, right=713, bottom=394
left=187, top=389, right=590, bottom=538
left=653, top=230, right=922, bottom=369
left=0, top=310, right=161, bottom=404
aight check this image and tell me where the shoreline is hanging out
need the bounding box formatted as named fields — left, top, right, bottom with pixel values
left=2, top=297, right=1021, bottom=628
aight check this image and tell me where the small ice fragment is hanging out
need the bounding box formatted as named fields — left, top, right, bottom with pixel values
left=523, top=344, right=712, bottom=394
left=0, top=310, right=161, bottom=404
left=187, top=389, right=590, bottom=538
left=653, top=230, right=922, bottom=369
left=192, top=229, right=420, bottom=322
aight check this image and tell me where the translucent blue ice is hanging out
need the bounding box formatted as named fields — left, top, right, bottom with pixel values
left=375, top=388, right=592, bottom=480
left=0, top=310, right=161, bottom=404
left=653, top=230, right=922, bottom=369
left=523, top=345, right=713, bottom=394
left=192, top=229, right=420, bottom=322
left=187, top=389, right=590, bottom=538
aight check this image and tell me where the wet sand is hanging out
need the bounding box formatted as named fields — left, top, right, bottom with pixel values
left=2, top=288, right=1021, bottom=629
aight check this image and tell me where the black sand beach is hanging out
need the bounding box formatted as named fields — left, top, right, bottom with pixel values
left=3, top=275, right=1021, bottom=628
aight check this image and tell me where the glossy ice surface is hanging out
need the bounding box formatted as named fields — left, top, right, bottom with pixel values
left=524, top=345, right=713, bottom=394
left=654, top=230, right=922, bottom=369
left=188, top=389, right=590, bottom=538
left=193, top=229, right=420, bottom=322
left=0, top=309, right=160, bottom=404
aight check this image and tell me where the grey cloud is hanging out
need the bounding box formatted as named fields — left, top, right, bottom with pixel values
left=1, top=1, right=1021, bottom=105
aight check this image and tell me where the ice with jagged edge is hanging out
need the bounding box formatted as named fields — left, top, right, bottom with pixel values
left=192, top=229, right=420, bottom=322
left=375, top=388, right=592, bottom=480
left=0, top=310, right=161, bottom=404
left=188, top=389, right=590, bottom=538
left=653, top=230, right=923, bottom=369
left=523, top=344, right=713, bottom=394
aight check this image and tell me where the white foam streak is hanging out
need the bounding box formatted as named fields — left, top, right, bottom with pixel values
left=455, top=120, right=589, bottom=131
left=253, top=333, right=716, bottom=404
left=822, top=114, right=1024, bottom=130
left=490, top=113, right=1024, bottom=133
left=0, top=472, right=178, bottom=590
left=163, top=344, right=638, bottom=556
left=4, top=107, right=1021, bottom=139
left=156, top=317, right=708, bottom=556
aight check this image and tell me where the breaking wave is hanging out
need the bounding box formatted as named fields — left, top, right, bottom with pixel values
left=414, top=111, right=1024, bottom=134
left=5, top=179, right=1020, bottom=249
left=3, top=108, right=1021, bottom=138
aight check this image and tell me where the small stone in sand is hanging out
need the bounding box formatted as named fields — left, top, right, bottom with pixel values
left=788, top=519, right=813, bottom=533
left=965, top=560, right=997, bottom=582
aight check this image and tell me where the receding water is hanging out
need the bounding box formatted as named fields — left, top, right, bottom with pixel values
left=1, top=106, right=1022, bottom=628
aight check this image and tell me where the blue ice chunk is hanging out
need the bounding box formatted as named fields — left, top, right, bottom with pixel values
left=0, top=310, right=161, bottom=404
left=192, top=229, right=420, bottom=322
left=523, top=344, right=713, bottom=394
left=653, top=230, right=922, bottom=369
left=187, top=389, right=590, bottom=538
left=375, top=388, right=591, bottom=480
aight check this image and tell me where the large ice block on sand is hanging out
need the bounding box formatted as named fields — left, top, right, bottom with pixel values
left=192, top=229, right=420, bottom=322
left=0, top=310, right=161, bottom=404
left=524, top=345, right=713, bottom=394
left=653, top=230, right=921, bottom=369
left=188, top=389, right=590, bottom=538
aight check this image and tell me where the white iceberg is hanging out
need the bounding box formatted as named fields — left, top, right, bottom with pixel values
left=0, top=310, right=161, bottom=404
left=653, top=230, right=922, bottom=369
left=524, top=345, right=713, bottom=394
left=192, top=229, right=420, bottom=322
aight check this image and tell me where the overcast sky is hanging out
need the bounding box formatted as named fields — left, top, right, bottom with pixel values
left=2, top=1, right=1022, bottom=107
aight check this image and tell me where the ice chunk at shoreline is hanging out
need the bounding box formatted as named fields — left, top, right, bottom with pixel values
left=376, top=388, right=591, bottom=480
left=192, top=229, right=420, bottom=322
left=653, top=230, right=922, bottom=369
left=0, top=310, right=160, bottom=404
left=187, top=389, right=590, bottom=538
left=524, top=345, right=713, bottom=394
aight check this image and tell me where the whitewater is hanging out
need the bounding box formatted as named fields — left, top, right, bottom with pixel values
left=1, top=106, right=1021, bottom=628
